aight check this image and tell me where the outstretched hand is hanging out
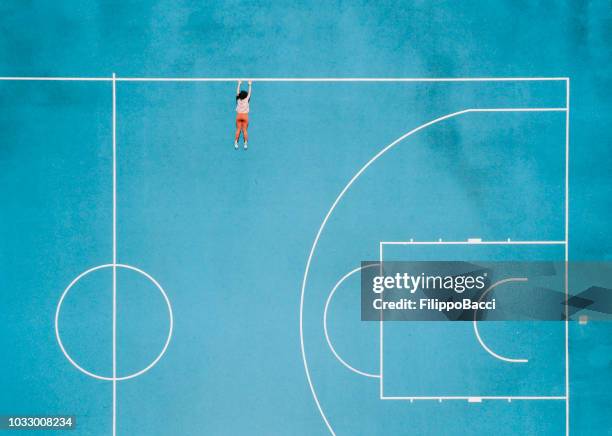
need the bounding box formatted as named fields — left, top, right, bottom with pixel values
left=248, top=80, right=252, bottom=85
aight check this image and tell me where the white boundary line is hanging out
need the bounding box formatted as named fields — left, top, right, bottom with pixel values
left=379, top=244, right=384, bottom=399
left=0, top=77, right=113, bottom=81
left=0, top=76, right=569, bottom=82
left=382, top=240, right=567, bottom=246
left=111, top=73, right=117, bottom=436
left=565, top=78, right=571, bottom=436
left=380, top=396, right=567, bottom=401
left=117, top=77, right=569, bottom=82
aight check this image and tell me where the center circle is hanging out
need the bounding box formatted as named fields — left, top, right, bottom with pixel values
left=55, top=263, right=173, bottom=381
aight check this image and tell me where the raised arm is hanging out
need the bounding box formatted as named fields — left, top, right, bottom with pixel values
left=236, top=80, right=242, bottom=95
left=247, top=80, right=252, bottom=100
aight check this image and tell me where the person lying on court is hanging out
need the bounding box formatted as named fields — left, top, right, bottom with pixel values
left=234, top=80, right=252, bottom=150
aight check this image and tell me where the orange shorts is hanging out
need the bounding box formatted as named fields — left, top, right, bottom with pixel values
left=236, top=113, right=249, bottom=126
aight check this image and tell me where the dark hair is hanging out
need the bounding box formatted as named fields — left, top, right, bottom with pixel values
left=236, top=90, right=249, bottom=101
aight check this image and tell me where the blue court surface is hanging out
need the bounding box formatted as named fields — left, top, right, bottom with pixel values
left=1, top=2, right=611, bottom=436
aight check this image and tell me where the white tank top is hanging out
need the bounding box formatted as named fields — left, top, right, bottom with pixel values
left=236, top=98, right=250, bottom=113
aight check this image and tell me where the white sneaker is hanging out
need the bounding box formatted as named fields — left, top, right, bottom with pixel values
left=234, top=141, right=239, bottom=149
left=244, top=142, right=248, bottom=150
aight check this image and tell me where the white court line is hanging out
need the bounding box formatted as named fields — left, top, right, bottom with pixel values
left=116, top=77, right=570, bottom=83
left=473, top=278, right=529, bottom=363
left=469, top=108, right=567, bottom=112
left=300, top=106, right=567, bottom=435
left=0, top=77, right=113, bottom=81
left=382, top=241, right=566, bottom=245
left=379, top=244, right=384, bottom=399
left=0, top=76, right=569, bottom=82
left=380, top=396, right=567, bottom=401
left=111, top=73, right=117, bottom=436
left=565, top=78, right=571, bottom=436
left=323, top=265, right=380, bottom=379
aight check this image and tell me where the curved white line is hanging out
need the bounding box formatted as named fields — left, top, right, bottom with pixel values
left=323, top=264, right=380, bottom=379
left=300, top=108, right=561, bottom=434
left=300, top=109, right=472, bottom=436
left=472, top=278, right=529, bottom=363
